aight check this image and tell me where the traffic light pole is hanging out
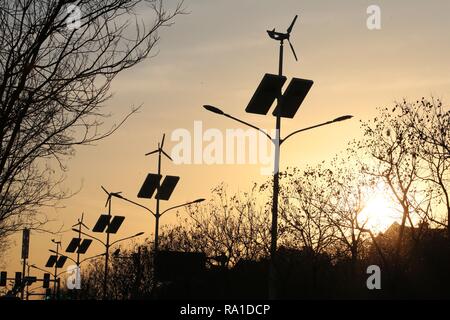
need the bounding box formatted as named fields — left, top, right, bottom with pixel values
left=26, top=264, right=30, bottom=300
left=21, top=255, right=26, bottom=300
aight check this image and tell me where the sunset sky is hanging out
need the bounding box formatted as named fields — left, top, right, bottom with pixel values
left=3, top=0, right=450, bottom=286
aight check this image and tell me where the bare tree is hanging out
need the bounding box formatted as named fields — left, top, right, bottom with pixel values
left=0, top=0, right=183, bottom=244
left=355, top=104, right=425, bottom=260
left=278, top=166, right=337, bottom=257
left=159, top=183, right=272, bottom=267
left=321, top=157, right=372, bottom=270
left=397, top=98, right=450, bottom=233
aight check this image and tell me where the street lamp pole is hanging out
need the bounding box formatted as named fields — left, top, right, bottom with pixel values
left=267, top=38, right=284, bottom=299
left=271, top=36, right=284, bottom=266
left=154, top=146, right=162, bottom=256
left=202, top=108, right=353, bottom=298
left=103, top=197, right=111, bottom=300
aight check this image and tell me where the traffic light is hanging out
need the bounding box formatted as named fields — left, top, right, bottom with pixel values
left=14, top=272, right=22, bottom=284
left=45, top=288, right=52, bottom=300
left=43, top=273, right=51, bottom=288
left=0, top=271, right=6, bottom=286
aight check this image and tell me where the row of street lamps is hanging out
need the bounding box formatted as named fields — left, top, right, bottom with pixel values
left=24, top=14, right=352, bottom=301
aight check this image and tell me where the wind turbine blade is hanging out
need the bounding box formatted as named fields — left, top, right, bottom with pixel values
left=161, top=149, right=173, bottom=161
left=105, top=196, right=111, bottom=208
left=101, top=185, right=109, bottom=195
left=145, top=149, right=159, bottom=156
left=161, top=133, right=166, bottom=149
left=287, top=15, right=298, bottom=33
left=288, top=39, right=298, bottom=61
left=81, top=222, right=90, bottom=230
left=101, top=185, right=111, bottom=207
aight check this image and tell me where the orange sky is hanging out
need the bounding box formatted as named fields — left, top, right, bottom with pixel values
left=2, top=0, right=450, bottom=293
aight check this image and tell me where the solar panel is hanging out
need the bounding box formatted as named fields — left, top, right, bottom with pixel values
left=77, top=239, right=92, bottom=254
left=92, top=214, right=111, bottom=233
left=45, top=255, right=57, bottom=268
left=106, top=216, right=125, bottom=234
left=245, top=73, right=287, bottom=115
left=66, top=238, right=82, bottom=253
left=15, top=272, right=22, bottom=284
left=56, top=256, right=67, bottom=268
left=155, top=175, right=180, bottom=201
left=138, top=173, right=162, bottom=199
left=272, top=77, right=313, bottom=118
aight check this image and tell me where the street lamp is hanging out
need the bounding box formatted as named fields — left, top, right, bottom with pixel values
left=49, top=250, right=106, bottom=266
left=72, top=229, right=144, bottom=248
left=109, top=192, right=205, bottom=256
left=72, top=228, right=144, bottom=299
left=203, top=104, right=352, bottom=255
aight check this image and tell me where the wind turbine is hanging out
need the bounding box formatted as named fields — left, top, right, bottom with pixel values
left=72, top=212, right=89, bottom=231
left=101, top=186, right=123, bottom=207
left=267, top=15, right=299, bottom=62
left=70, top=212, right=90, bottom=266
left=144, top=133, right=174, bottom=253
left=145, top=133, right=173, bottom=161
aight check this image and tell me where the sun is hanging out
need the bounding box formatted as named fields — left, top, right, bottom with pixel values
left=358, top=192, right=400, bottom=234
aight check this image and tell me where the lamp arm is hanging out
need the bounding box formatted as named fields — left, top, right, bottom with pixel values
left=224, top=113, right=274, bottom=142
left=160, top=200, right=200, bottom=216
left=113, top=194, right=156, bottom=217
left=78, top=230, right=106, bottom=246
left=80, top=253, right=106, bottom=264
left=110, top=233, right=142, bottom=246
left=281, top=120, right=334, bottom=145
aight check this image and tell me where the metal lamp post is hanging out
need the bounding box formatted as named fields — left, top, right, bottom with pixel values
left=202, top=14, right=354, bottom=298
left=203, top=104, right=353, bottom=255
left=74, top=227, right=144, bottom=299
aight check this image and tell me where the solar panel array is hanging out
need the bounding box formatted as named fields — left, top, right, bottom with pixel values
left=245, top=73, right=313, bottom=119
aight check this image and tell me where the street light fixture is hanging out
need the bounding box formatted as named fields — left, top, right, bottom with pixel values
left=204, top=105, right=352, bottom=146
left=71, top=229, right=144, bottom=247
left=72, top=219, right=144, bottom=300
left=202, top=14, right=354, bottom=300
left=203, top=105, right=224, bottom=115
left=43, top=239, right=66, bottom=299
left=109, top=192, right=205, bottom=255
left=203, top=104, right=353, bottom=249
